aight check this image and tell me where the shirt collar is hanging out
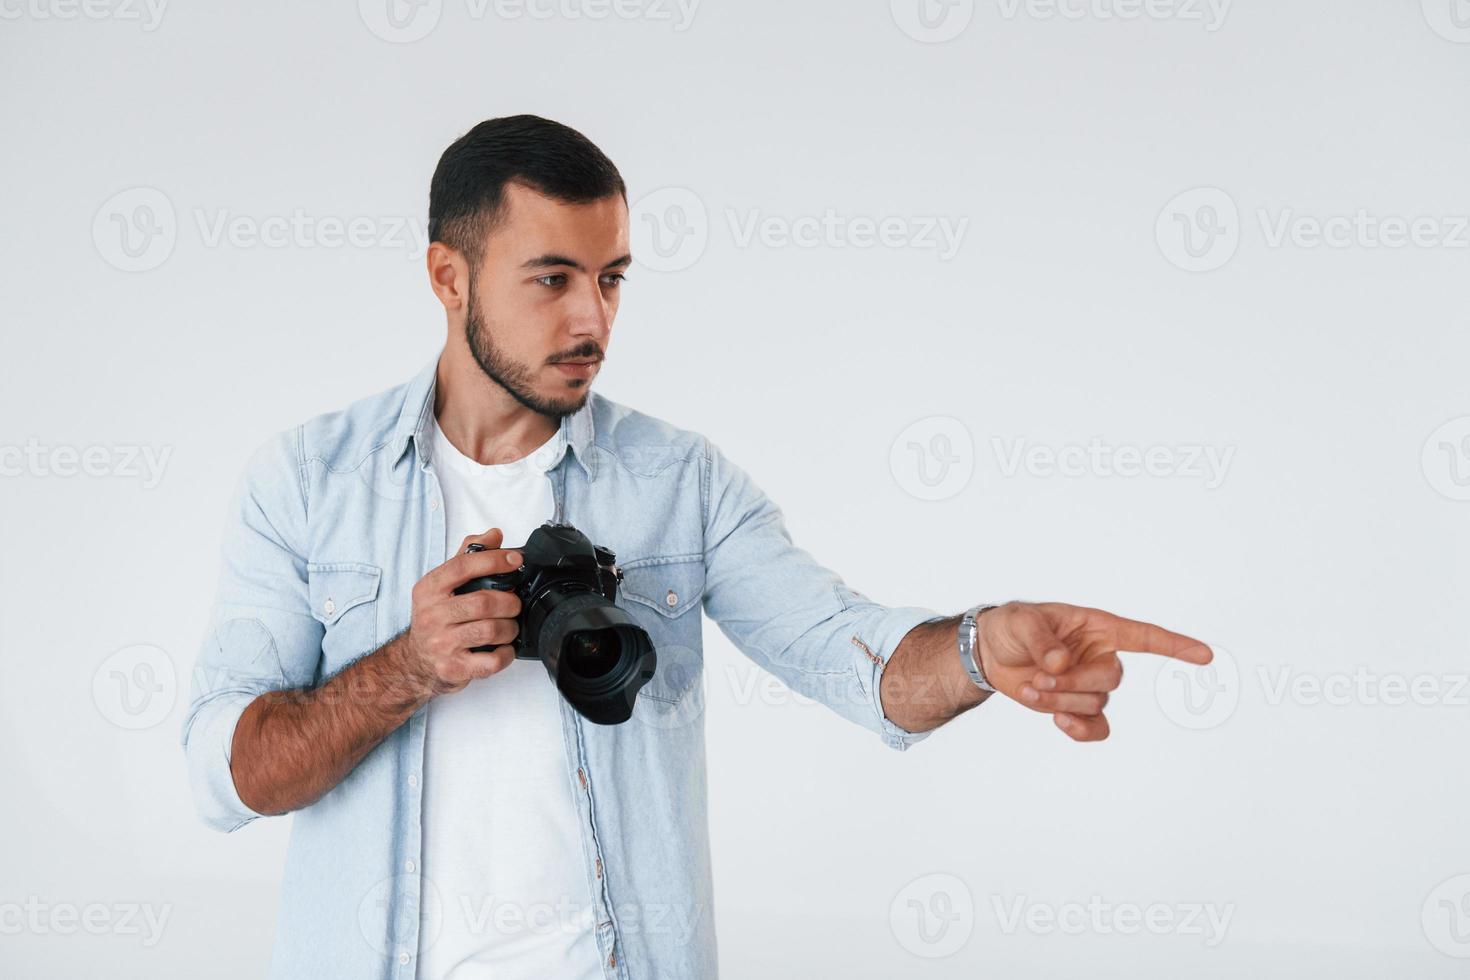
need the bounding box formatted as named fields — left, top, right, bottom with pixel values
left=392, top=356, right=598, bottom=480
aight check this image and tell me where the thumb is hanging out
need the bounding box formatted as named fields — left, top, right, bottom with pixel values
left=993, top=603, right=1073, bottom=675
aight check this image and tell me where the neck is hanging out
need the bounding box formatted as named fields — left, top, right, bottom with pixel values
left=432, top=347, right=560, bottom=466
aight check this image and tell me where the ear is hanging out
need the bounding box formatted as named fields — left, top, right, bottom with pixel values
left=426, top=241, right=471, bottom=313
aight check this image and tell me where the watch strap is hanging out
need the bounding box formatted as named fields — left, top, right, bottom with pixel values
left=958, top=604, right=999, bottom=693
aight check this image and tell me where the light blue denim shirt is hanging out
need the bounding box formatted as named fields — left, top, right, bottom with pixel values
left=180, top=357, right=941, bottom=979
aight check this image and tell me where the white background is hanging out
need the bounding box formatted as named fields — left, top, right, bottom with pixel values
left=3, top=1, right=1468, bottom=976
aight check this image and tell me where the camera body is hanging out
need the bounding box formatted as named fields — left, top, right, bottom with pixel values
left=455, top=522, right=656, bottom=725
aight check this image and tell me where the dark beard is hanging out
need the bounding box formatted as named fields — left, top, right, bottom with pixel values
left=463, top=278, right=591, bottom=420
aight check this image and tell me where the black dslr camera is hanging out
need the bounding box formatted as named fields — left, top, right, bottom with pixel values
left=455, top=522, right=656, bottom=725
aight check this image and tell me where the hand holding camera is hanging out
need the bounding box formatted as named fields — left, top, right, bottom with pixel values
left=394, top=527, right=526, bottom=698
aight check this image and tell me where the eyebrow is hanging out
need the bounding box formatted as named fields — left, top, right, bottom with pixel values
left=520, top=253, right=632, bottom=272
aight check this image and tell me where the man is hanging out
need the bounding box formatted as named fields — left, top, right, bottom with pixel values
left=181, top=114, right=1212, bottom=979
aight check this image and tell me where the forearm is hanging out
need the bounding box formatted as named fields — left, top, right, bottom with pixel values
left=879, top=614, right=990, bottom=733
left=229, top=632, right=431, bottom=816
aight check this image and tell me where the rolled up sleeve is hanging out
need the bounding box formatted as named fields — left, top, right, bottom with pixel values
left=180, top=427, right=324, bottom=831
left=698, top=438, right=945, bottom=750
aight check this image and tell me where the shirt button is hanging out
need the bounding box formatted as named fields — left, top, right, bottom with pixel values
left=665, top=590, right=678, bottom=607
left=407, top=774, right=419, bottom=788
left=429, top=498, right=439, bottom=511
left=323, top=598, right=335, bottom=616
left=404, top=860, right=416, bottom=874
left=398, top=952, right=411, bottom=965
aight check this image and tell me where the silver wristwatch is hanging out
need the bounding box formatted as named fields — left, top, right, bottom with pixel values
left=958, top=604, right=999, bottom=693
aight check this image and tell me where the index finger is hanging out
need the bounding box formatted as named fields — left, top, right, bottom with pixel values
left=1095, top=610, right=1213, bottom=665
left=458, top=527, right=504, bottom=554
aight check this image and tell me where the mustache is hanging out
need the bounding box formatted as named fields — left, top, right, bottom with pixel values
left=548, top=343, right=605, bottom=364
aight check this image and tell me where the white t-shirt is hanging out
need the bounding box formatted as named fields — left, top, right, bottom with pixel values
left=416, top=414, right=603, bottom=980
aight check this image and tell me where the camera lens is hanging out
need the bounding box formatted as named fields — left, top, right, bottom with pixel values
left=563, top=628, right=622, bottom=680
left=536, top=596, right=656, bottom=724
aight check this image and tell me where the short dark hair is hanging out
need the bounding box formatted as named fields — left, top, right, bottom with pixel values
left=428, top=115, right=626, bottom=270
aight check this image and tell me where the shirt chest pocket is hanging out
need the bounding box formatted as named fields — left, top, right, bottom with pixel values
left=617, top=555, right=705, bottom=706
left=307, top=562, right=383, bottom=671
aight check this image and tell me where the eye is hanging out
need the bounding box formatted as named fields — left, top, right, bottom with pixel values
left=534, top=274, right=567, bottom=287
left=601, top=272, right=627, bottom=287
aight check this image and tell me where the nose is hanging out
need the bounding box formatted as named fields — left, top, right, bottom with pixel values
left=566, top=274, right=613, bottom=345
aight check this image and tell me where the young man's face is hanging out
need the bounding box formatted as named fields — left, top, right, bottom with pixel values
left=464, top=181, right=630, bottom=418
